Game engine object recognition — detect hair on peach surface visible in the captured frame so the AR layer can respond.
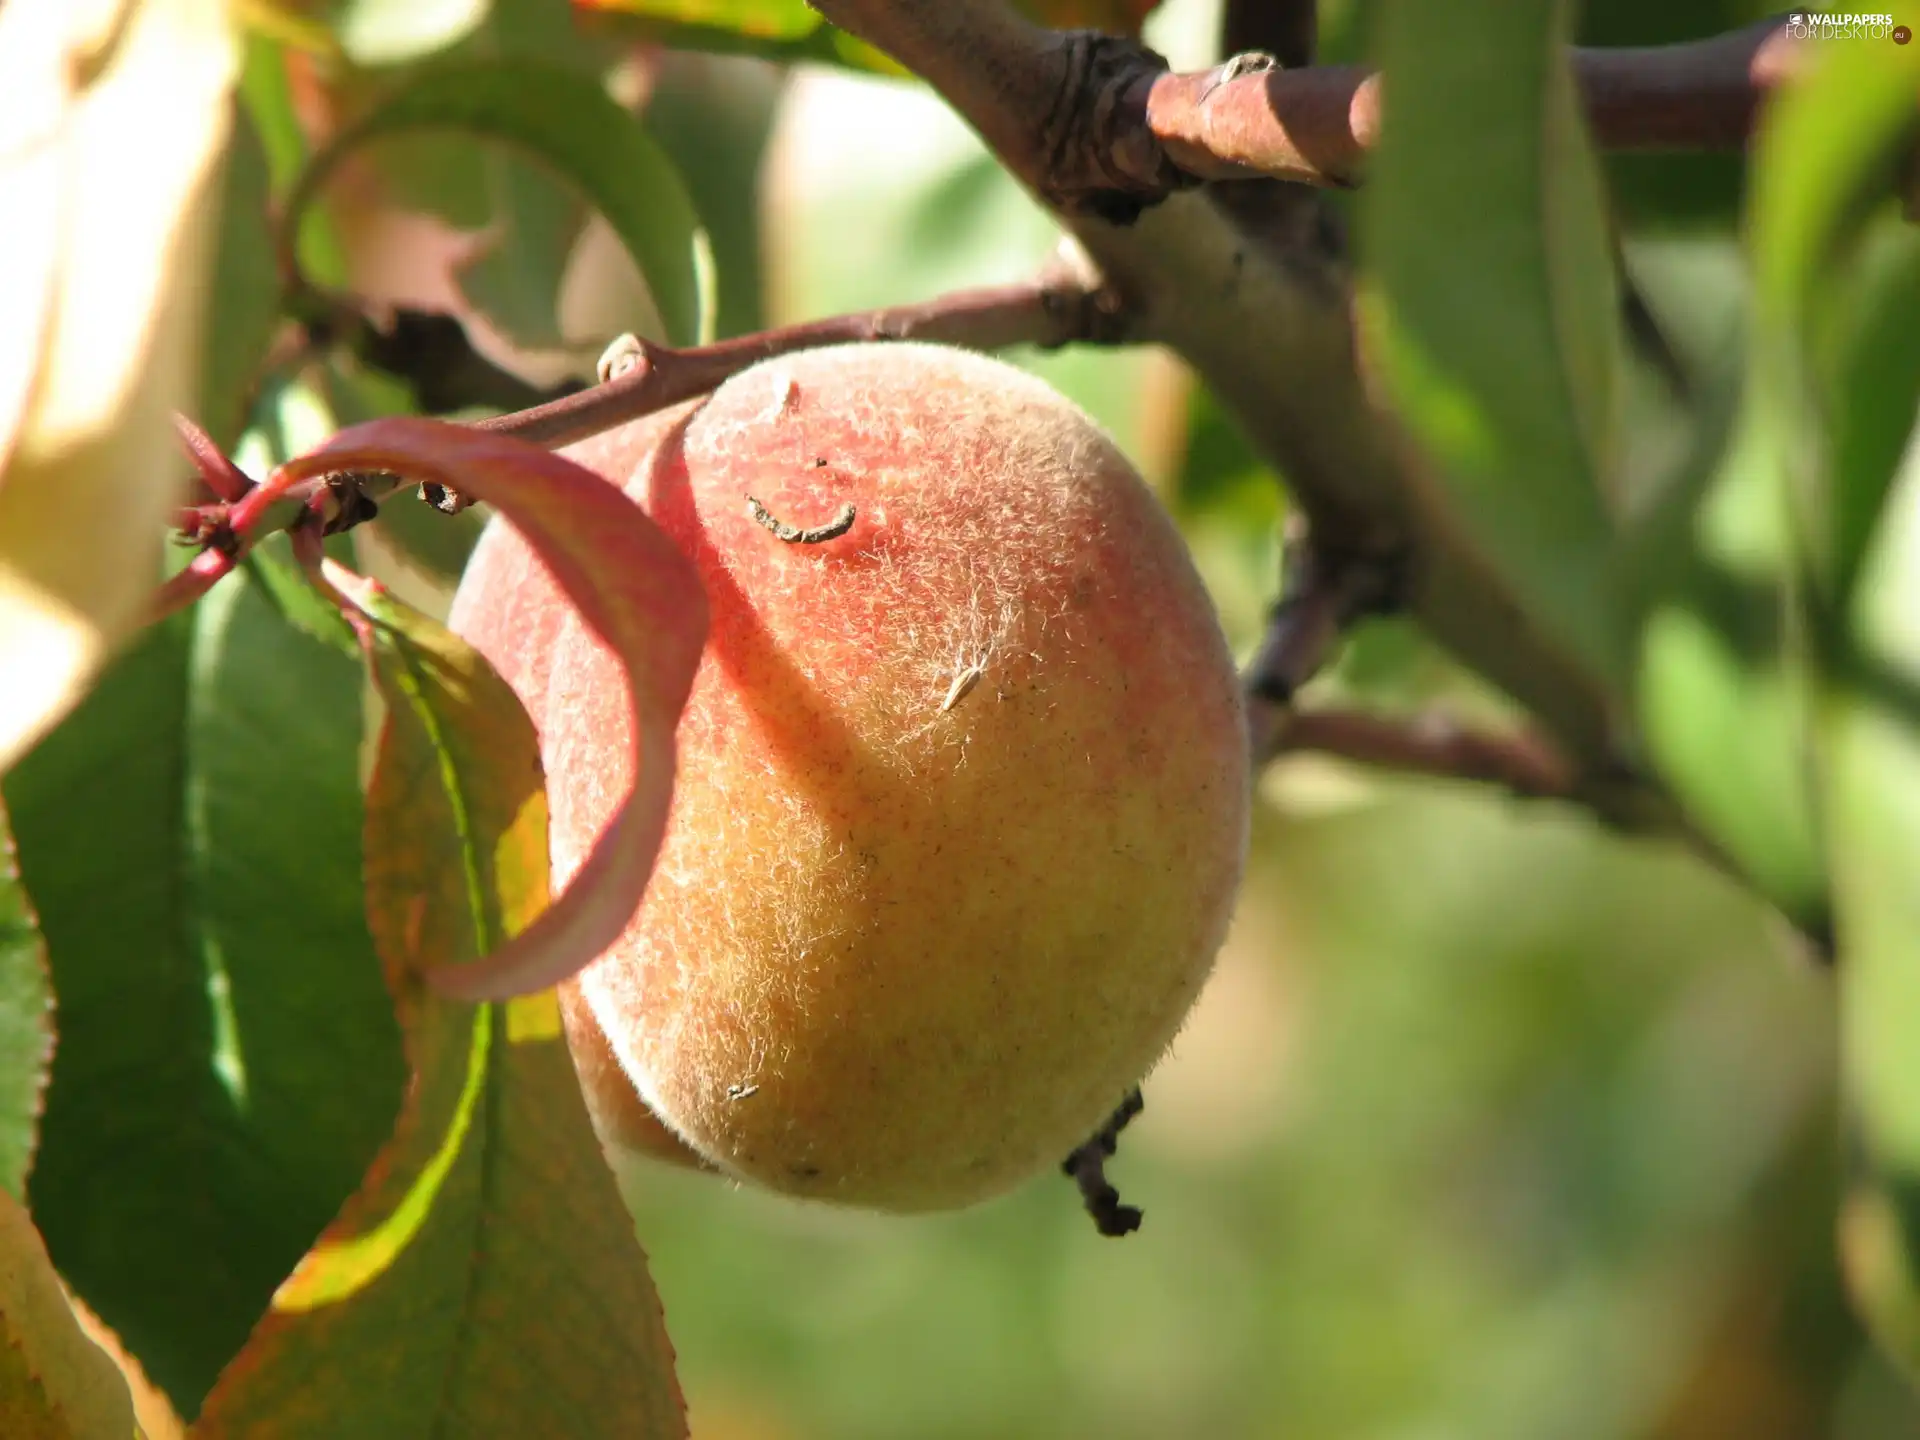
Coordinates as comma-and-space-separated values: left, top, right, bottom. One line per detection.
453, 342, 1250, 1212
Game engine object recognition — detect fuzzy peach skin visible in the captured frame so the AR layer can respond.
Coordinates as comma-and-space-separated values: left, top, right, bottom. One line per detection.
451, 342, 1250, 1211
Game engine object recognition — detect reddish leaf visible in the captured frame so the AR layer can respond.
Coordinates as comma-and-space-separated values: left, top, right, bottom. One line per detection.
241, 418, 708, 999
195, 588, 685, 1438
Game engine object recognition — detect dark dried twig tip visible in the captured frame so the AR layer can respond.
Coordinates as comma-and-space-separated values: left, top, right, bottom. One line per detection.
420, 482, 473, 517
745, 495, 857, 544
1062, 1088, 1147, 1238
1246, 530, 1405, 706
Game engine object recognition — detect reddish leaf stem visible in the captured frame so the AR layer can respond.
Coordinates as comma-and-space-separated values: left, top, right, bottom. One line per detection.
144, 549, 238, 627
175, 413, 256, 502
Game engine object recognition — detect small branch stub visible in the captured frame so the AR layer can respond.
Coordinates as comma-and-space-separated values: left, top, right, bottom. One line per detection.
1041, 30, 1200, 222
745, 495, 858, 545
1063, 1088, 1147, 1237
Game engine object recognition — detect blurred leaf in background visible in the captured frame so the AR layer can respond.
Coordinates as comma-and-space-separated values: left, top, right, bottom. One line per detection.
0, 0, 238, 770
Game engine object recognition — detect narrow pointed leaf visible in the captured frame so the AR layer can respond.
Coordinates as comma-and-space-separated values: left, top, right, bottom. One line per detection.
574, 0, 1150, 68
1743, 29, 1920, 1376
197, 585, 686, 1438
1361, 0, 1625, 693
247, 418, 708, 998
571, 0, 902, 73
194, 100, 281, 451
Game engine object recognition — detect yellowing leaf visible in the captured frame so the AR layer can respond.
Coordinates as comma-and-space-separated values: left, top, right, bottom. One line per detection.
196, 585, 686, 1439
65, 1296, 186, 1440
0, 0, 237, 771
0, 1188, 133, 1439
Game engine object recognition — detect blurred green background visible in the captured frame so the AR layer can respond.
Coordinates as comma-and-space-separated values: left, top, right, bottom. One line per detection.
306, 0, 1920, 1433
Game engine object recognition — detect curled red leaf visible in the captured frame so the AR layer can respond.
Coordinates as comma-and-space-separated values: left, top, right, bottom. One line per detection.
269, 418, 707, 999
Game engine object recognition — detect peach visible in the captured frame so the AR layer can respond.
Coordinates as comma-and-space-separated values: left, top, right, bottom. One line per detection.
451, 342, 1249, 1211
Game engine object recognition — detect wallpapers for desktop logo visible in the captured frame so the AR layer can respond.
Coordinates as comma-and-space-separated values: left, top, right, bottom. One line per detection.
1783, 11, 1911, 41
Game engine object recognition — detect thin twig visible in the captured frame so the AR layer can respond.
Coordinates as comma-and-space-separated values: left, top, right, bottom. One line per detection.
1242, 521, 1405, 757
167, 274, 1112, 554
477, 273, 1114, 450
1264, 706, 1576, 799
1062, 1089, 1147, 1238
1146, 19, 1802, 189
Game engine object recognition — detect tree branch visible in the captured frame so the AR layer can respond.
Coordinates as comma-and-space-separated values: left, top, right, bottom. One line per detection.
806, 0, 1729, 788
804, 0, 1192, 220
1147, 18, 1802, 188
1241, 519, 1403, 759
478, 269, 1115, 449
1262, 706, 1577, 800
809, 3, 1800, 204
157, 273, 1115, 609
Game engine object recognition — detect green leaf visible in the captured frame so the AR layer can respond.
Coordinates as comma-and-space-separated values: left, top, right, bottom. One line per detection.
196, 98, 282, 449
580, 0, 819, 39
641, 51, 782, 341
289, 59, 715, 347
195, 588, 686, 1439
1747, 31, 1920, 610
330, 0, 489, 65
1627, 355, 1828, 929
240, 33, 351, 290
574, 0, 1153, 67
2, 542, 404, 1414
0, 810, 52, 1201
1360, 0, 1626, 693
0, 1188, 135, 1440
1746, 28, 1920, 1377
1636, 588, 1824, 924
1829, 686, 1920, 1373
1575, 4, 1747, 230
1823, 426, 1920, 1377
572, 0, 903, 74
358, 0, 624, 351
1822, 226, 1920, 608
1828, 439, 1920, 1362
